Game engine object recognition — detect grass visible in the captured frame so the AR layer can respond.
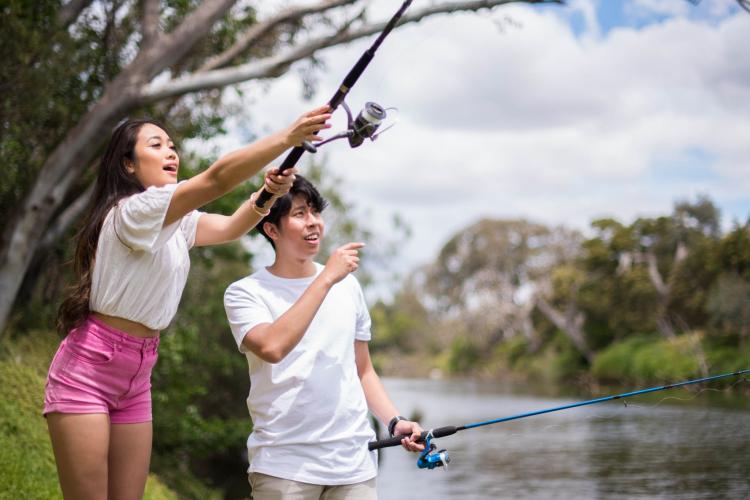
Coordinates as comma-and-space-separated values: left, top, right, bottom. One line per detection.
0, 333, 177, 500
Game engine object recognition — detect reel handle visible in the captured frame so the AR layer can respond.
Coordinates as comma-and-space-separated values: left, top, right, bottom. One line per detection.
367, 425, 459, 451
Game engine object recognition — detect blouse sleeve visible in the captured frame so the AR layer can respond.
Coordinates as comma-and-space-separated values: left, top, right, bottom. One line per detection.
112, 182, 181, 252
180, 210, 204, 249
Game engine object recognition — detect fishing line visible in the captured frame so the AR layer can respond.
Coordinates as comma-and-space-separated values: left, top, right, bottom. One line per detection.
464, 376, 750, 442
407, 375, 750, 471
369, 370, 750, 470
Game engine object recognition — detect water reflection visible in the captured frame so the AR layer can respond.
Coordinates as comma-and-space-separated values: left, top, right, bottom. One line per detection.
376, 378, 750, 500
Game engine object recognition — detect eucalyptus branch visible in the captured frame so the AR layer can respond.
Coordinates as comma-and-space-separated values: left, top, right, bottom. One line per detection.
127, 0, 238, 81
200, 0, 358, 73
140, 0, 161, 50
142, 0, 552, 102
57, 0, 94, 27
40, 183, 95, 252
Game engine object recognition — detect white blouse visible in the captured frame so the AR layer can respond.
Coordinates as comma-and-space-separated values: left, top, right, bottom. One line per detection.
89, 182, 202, 330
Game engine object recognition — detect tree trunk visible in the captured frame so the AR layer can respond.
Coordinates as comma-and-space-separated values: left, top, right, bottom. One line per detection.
535, 295, 594, 363
645, 245, 688, 339
0, 87, 135, 335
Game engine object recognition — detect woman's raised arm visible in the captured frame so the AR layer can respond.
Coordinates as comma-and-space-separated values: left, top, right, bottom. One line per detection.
164, 105, 330, 226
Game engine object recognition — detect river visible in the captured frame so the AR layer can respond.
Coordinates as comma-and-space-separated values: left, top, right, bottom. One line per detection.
375, 377, 750, 500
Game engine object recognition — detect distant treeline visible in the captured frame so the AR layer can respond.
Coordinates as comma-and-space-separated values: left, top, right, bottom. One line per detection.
369, 195, 750, 383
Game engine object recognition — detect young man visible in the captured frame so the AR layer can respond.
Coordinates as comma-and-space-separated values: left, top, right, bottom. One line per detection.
224, 175, 423, 499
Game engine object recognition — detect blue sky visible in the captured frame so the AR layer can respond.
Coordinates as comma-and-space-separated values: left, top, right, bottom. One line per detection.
565, 0, 745, 35
190, 0, 750, 294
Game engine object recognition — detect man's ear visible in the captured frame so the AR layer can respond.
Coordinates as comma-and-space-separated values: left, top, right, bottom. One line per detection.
263, 221, 280, 241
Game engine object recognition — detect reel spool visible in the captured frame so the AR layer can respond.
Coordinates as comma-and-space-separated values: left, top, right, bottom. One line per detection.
348, 101, 387, 148
416, 432, 450, 470
306, 100, 395, 152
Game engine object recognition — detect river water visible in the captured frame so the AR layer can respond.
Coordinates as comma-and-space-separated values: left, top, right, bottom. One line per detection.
375, 377, 750, 500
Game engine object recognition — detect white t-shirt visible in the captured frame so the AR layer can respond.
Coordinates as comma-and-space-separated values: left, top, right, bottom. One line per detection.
89, 182, 202, 330
223, 263, 378, 485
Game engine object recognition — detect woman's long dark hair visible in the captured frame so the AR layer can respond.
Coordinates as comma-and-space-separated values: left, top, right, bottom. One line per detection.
56, 118, 167, 335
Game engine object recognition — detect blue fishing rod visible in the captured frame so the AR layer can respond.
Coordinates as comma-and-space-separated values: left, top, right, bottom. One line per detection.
369, 369, 750, 469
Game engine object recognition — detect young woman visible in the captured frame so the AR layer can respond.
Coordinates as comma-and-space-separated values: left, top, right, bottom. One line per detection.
44, 106, 331, 500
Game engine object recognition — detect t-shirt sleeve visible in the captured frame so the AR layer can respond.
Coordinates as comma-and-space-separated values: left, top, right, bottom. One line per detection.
180, 210, 203, 249
224, 282, 274, 353
112, 182, 181, 252
353, 279, 372, 342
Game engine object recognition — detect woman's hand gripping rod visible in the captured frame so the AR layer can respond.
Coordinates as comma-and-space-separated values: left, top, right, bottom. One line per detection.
255, 0, 413, 208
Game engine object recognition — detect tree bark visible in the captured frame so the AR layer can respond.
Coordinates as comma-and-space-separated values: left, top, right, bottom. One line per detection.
0, 1, 238, 335
645, 244, 688, 339
57, 0, 94, 27
199, 0, 358, 73
535, 295, 594, 363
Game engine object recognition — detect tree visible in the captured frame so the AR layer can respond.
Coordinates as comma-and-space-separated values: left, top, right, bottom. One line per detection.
707, 221, 750, 343
0, 0, 567, 335
420, 218, 583, 357
612, 196, 721, 339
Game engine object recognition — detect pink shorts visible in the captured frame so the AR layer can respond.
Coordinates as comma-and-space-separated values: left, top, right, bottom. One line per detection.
43, 315, 159, 424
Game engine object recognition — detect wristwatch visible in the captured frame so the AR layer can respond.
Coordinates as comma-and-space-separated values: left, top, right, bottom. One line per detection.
388, 415, 407, 437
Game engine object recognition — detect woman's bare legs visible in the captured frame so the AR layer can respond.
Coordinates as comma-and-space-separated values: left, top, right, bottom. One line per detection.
108, 422, 152, 500
47, 414, 152, 500
48, 413, 110, 500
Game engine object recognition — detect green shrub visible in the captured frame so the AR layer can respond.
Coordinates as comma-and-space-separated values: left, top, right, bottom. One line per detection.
447, 337, 480, 374
592, 334, 702, 384
493, 336, 529, 369
591, 335, 654, 382
0, 336, 177, 500
631, 338, 699, 382
520, 337, 587, 383
705, 343, 750, 372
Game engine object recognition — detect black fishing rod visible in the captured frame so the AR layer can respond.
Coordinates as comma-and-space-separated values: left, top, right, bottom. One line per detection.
369, 369, 750, 469
255, 0, 413, 208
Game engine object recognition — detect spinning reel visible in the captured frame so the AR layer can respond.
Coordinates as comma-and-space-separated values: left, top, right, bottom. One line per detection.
416, 432, 450, 470
302, 101, 395, 153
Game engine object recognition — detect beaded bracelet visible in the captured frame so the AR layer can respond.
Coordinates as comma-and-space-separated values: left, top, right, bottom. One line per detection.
250, 192, 272, 217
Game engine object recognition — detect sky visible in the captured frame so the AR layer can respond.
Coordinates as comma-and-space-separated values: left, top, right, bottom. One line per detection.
188, 0, 750, 295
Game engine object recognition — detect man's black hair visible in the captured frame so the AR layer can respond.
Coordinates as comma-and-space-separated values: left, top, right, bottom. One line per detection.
255, 174, 328, 248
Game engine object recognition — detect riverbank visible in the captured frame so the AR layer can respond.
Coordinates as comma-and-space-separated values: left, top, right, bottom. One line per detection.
373, 331, 750, 396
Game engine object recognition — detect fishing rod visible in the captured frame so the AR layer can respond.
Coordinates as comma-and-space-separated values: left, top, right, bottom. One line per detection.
369, 369, 750, 469
255, 0, 413, 208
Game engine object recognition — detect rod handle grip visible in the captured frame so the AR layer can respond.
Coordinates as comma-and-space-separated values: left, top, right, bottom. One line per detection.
367, 425, 459, 451
254, 146, 308, 208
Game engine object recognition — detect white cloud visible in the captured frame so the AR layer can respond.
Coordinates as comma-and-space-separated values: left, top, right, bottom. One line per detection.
190, 1, 750, 293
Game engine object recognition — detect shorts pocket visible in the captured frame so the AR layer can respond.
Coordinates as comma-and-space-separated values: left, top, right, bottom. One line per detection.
67, 330, 116, 365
